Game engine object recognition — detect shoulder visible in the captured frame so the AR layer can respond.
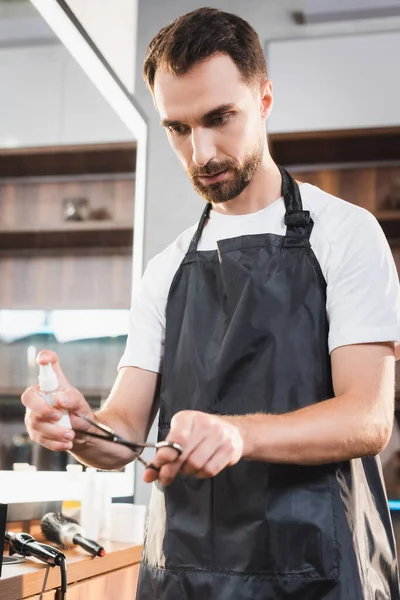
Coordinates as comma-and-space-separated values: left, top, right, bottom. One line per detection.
300, 183, 381, 279
142, 223, 197, 295
301, 182, 373, 235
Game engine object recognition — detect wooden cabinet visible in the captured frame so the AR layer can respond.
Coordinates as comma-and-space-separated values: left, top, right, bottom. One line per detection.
0, 143, 136, 309
65, 564, 139, 600
0, 542, 142, 600
28, 592, 56, 600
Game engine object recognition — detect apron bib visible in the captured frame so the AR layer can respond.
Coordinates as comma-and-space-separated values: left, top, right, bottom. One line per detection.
136, 168, 399, 600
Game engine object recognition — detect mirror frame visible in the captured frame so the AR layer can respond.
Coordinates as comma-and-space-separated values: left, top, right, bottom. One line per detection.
0, 0, 147, 502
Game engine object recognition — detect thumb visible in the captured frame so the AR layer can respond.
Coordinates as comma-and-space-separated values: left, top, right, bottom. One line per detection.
37, 350, 70, 390
54, 388, 93, 431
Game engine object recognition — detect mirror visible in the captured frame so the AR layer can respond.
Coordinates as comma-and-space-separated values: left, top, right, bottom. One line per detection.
0, 0, 147, 503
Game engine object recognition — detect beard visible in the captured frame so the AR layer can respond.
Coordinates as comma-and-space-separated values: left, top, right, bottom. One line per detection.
187, 142, 263, 204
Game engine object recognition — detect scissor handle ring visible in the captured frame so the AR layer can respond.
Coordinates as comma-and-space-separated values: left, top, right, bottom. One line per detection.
155, 441, 183, 455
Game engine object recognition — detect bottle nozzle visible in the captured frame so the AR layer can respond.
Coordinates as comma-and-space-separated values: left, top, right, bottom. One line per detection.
38, 363, 58, 392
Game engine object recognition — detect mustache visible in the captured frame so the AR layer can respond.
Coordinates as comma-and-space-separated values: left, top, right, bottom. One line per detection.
189, 159, 237, 178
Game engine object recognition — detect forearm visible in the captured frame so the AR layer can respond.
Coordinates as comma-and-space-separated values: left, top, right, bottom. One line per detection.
69, 367, 159, 470
70, 408, 140, 470
230, 393, 393, 465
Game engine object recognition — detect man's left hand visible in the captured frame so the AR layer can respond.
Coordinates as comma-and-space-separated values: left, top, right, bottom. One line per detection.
143, 410, 244, 486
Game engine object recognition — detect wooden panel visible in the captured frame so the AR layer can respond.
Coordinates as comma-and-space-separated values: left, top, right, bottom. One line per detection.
292, 164, 400, 215
0, 176, 134, 308
0, 227, 133, 251
375, 166, 400, 211
0, 253, 132, 309
26, 591, 56, 600
66, 564, 139, 600
0, 177, 135, 231
0, 542, 142, 600
0, 143, 136, 178
270, 127, 400, 166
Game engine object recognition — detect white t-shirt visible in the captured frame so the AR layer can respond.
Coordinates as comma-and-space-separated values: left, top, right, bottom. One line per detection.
119, 183, 400, 373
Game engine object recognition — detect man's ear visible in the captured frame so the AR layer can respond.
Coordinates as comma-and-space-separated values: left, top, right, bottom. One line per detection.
260, 79, 273, 121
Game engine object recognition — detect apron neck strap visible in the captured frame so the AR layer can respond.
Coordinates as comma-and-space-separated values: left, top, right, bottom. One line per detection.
187, 167, 312, 254
187, 202, 211, 254
278, 165, 312, 234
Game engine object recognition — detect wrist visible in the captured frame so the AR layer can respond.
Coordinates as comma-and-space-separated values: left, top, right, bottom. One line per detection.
224, 414, 256, 459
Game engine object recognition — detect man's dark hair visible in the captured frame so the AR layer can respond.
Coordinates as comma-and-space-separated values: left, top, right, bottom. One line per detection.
143, 7, 267, 92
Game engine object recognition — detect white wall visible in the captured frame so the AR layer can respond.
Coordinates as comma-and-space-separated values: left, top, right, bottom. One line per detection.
0, 44, 133, 148
268, 30, 400, 133
65, 0, 137, 94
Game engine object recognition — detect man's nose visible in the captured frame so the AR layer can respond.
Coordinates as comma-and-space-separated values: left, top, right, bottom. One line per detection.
191, 128, 217, 167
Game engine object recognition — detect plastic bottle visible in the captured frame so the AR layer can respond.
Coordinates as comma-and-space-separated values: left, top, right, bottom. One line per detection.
62, 464, 84, 521
98, 472, 112, 541
80, 467, 101, 540
39, 363, 72, 429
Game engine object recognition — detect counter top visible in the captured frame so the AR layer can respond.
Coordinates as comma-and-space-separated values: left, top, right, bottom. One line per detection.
0, 541, 142, 600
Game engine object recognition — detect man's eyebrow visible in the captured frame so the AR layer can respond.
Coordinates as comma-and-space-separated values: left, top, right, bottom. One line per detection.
161, 103, 236, 128
202, 103, 236, 121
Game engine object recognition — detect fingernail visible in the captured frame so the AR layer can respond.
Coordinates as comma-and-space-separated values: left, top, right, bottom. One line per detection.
63, 442, 73, 450
57, 392, 68, 407
64, 432, 74, 440
51, 411, 61, 421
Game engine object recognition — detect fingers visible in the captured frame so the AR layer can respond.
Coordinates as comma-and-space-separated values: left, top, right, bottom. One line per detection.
25, 412, 75, 452
22, 384, 92, 453
36, 350, 70, 390
22, 385, 60, 422
196, 446, 233, 479
53, 388, 91, 420
180, 438, 218, 476
143, 445, 183, 484
142, 411, 244, 486
143, 440, 200, 485
143, 414, 201, 485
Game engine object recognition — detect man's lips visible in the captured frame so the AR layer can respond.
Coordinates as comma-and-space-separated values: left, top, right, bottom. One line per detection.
197, 169, 229, 185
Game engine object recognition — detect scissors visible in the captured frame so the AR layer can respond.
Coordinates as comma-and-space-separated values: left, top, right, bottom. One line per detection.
73, 413, 183, 472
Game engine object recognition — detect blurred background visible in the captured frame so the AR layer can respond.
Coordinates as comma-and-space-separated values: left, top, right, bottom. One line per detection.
0, 1, 400, 597
0, 0, 400, 519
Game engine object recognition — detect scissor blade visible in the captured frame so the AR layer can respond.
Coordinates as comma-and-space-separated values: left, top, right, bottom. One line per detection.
73, 428, 144, 452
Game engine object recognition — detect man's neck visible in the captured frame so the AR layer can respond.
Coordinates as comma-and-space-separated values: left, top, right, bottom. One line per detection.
211, 156, 282, 216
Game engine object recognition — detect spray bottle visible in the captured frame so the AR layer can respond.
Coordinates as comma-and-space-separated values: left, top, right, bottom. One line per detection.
39, 363, 72, 429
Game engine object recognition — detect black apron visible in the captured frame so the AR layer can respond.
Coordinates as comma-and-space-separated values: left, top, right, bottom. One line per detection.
137, 168, 399, 599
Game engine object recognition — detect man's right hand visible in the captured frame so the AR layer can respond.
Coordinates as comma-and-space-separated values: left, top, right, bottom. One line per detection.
21, 350, 93, 453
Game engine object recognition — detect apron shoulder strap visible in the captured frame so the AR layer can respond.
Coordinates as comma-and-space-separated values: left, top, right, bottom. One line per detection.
187, 167, 312, 254
278, 165, 313, 240
187, 203, 211, 255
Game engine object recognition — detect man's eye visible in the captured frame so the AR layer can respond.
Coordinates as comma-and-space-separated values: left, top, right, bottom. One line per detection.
168, 125, 189, 136
211, 114, 230, 126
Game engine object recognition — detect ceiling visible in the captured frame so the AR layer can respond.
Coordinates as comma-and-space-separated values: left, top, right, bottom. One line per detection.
0, 0, 400, 48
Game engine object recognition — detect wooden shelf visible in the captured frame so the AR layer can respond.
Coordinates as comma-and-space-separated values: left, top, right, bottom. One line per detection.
375, 210, 400, 221
0, 142, 136, 178
270, 126, 400, 167
0, 222, 133, 250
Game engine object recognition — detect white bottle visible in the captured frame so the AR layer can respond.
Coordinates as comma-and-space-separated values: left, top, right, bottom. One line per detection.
98, 472, 112, 541
38, 363, 72, 429
80, 467, 101, 540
